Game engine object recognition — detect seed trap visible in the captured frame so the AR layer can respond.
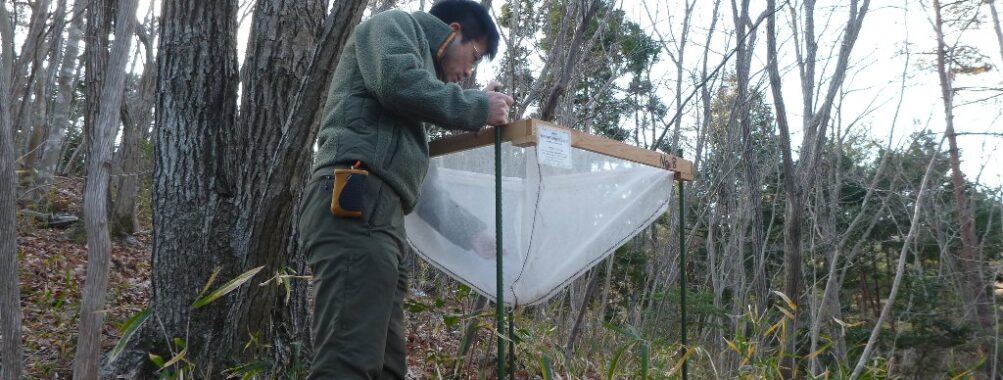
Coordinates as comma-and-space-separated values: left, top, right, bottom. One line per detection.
406, 119, 693, 306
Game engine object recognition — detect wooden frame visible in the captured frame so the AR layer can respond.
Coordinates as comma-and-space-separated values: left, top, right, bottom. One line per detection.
429, 119, 695, 181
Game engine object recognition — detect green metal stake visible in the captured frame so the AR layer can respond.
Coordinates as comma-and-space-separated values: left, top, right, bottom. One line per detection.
677, 150, 688, 380
508, 309, 515, 379
495, 125, 506, 379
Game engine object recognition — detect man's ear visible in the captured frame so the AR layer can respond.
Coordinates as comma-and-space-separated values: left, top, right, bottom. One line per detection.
449, 22, 461, 32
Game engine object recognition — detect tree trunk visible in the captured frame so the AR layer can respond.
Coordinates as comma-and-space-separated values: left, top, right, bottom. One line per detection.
989, 0, 1003, 65
21, 0, 67, 174
0, 2, 24, 378
669, 0, 694, 152
109, 0, 368, 375
24, 0, 67, 177
538, 0, 600, 121
111, 25, 156, 237
82, 0, 113, 171
223, 0, 327, 363
109, 86, 146, 236
848, 138, 944, 380
693, 0, 721, 176
21, 73, 48, 175
729, 0, 769, 317
809, 25, 911, 372
36, 0, 86, 200
21, 0, 66, 176
72, 0, 138, 377
236, 0, 369, 364
144, 0, 242, 374
932, 0, 993, 333
564, 267, 600, 357
11, 0, 51, 154
765, 0, 870, 376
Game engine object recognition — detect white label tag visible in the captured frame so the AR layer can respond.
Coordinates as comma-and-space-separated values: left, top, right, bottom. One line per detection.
537, 126, 572, 169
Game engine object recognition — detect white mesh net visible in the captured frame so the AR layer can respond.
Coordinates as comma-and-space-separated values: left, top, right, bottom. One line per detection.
406, 141, 674, 306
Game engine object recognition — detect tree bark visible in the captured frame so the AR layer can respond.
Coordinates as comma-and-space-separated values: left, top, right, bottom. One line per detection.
694, 0, 722, 175
223, 0, 327, 363
538, 0, 600, 122
72, 0, 138, 377
0, 2, 24, 378
111, 23, 156, 237
82, 0, 113, 171
109, 0, 369, 375
11, 0, 51, 153
36, 0, 86, 199
24, 0, 67, 177
729, 0, 769, 317
22, 70, 48, 174
144, 0, 242, 374
932, 0, 992, 333
765, 0, 870, 376
989, 0, 1003, 65
564, 267, 600, 357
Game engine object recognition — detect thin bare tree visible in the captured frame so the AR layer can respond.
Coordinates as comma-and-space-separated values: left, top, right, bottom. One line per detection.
808, 4, 914, 371
35, 0, 86, 198
0, 2, 23, 378
10, 0, 50, 156
729, 0, 770, 317
111, 20, 156, 236
849, 137, 945, 380
71, 0, 139, 377
931, 0, 993, 336
539, 0, 601, 121
765, 0, 871, 376
989, 0, 1003, 64
22, 0, 69, 177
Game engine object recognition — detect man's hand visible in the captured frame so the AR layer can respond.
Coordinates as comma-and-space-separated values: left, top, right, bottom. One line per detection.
483, 80, 514, 126
483, 80, 503, 92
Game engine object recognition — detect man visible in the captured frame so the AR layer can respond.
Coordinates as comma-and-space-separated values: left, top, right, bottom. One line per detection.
297, 0, 513, 378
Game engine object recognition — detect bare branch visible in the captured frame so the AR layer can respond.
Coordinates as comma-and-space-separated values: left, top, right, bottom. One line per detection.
849, 137, 945, 380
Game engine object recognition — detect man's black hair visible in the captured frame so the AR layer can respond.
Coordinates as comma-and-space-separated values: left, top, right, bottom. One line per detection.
429, 0, 500, 60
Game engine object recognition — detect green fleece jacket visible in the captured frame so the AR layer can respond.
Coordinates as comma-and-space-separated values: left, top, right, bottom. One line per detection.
313, 10, 490, 214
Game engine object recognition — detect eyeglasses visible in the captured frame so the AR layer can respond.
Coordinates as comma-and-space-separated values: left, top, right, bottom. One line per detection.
472, 45, 483, 66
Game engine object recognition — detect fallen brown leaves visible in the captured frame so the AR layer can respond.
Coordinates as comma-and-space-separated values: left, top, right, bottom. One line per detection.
18, 227, 151, 378
14, 177, 529, 378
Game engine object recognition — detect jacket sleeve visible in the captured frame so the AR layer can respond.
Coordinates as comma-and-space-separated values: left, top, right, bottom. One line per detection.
354, 12, 489, 131
416, 166, 487, 250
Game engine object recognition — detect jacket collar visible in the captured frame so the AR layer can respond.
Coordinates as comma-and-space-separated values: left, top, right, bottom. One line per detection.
413, 11, 452, 59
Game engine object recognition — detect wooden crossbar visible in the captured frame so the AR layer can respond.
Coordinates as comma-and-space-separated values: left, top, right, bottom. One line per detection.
428, 119, 695, 181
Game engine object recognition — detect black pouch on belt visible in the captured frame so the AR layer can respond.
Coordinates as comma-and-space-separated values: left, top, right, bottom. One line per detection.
330, 162, 368, 218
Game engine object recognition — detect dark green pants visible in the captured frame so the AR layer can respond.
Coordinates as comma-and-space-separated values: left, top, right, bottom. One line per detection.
299, 171, 409, 379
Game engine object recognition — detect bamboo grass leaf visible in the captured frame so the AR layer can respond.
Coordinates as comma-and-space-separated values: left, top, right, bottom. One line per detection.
667, 347, 696, 376
192, 266, 265, 309
198, 267, 222, 298
724, 338, 740, 353
777, 306, 795, 320
764, 320, 784, 337
149, 353, 166, 368
162, 345, 187, 369
540, 354, 555, 380
772, 290, 796, 312
639, 341, 649, 379
806, 342, 831, 359
109, 308, 151, 363
606, 344, 629, 380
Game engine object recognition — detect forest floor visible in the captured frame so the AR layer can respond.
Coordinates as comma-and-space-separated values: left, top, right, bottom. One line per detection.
16, 178, 529, 379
